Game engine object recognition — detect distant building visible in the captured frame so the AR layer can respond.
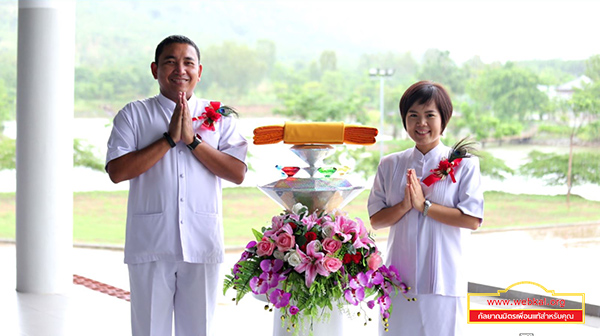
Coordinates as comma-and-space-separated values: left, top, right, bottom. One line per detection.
538, 75, 593, 100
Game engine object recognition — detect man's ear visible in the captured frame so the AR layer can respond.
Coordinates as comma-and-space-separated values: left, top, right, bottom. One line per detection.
197, 64, 203, 82
151, 62, 158, 80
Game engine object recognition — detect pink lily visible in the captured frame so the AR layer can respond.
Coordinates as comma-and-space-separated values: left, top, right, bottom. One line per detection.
293, 241, 329, 287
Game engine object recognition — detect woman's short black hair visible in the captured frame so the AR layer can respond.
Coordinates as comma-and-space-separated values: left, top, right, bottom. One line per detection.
399, 80, 453, 132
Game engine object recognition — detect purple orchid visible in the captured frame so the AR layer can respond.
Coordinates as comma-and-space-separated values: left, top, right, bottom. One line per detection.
380, 265, 403, 287
269, 288, 291, 309
344, 277, 365, 306
249, 276, 269, 295
378, 294, 392, 314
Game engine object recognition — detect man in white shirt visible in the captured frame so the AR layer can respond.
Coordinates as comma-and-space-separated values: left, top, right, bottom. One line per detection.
106, 35, 248, 336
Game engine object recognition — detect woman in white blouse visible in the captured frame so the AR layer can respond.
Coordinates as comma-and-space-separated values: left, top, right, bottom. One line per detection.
368, 80, 484, 336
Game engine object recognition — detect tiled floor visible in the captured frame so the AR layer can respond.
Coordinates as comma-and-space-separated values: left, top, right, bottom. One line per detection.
2, 225, 600, 336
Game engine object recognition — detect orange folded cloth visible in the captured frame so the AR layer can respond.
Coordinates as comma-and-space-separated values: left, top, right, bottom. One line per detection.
253, 122, 378, 145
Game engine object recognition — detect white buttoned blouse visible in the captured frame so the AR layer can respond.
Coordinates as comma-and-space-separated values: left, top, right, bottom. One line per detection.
106, 94, 248, 265
368, 142, 484, 296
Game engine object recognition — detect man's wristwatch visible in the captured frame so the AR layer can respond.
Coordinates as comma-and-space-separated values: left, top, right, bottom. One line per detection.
186, 134, 202, 151
423, 199, 432, 217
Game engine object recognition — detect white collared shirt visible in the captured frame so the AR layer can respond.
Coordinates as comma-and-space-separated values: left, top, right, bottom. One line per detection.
106, 93, 248, 264
368, 142, 484, 296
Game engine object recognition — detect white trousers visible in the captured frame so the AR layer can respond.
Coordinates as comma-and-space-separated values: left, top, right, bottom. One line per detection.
381, 294, 466, 336
128, 261, 220, 336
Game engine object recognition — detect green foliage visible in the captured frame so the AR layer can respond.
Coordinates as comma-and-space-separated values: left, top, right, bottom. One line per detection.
519, 150, 600, 187
515, 59, 584, 84
537, 123, 572, 137
477, 151, 514, 181
0, 136, 15, 170
584, 54, 600, 81
0, 137, 104, 172
467, 62, 549, 122
418, 49, 465, 95
74, 139, 105, 172
273, 81, 369, 123
203, 41, 269, 98
0, 79, 14, 124
579, 120, 600, 142
571, 81, 600, 115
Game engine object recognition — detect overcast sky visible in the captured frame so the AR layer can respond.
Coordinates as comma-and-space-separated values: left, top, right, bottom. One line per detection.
277, 0, 600, 64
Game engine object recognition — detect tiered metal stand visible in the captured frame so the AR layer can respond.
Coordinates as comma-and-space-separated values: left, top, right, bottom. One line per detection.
257, 144, 365, 336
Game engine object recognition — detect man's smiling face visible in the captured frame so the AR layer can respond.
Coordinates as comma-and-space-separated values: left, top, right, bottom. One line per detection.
151, 42, 202, 102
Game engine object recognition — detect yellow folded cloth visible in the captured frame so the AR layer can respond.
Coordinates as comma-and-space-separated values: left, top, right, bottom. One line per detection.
283, 122, 345, 144
253, 122, 378, 145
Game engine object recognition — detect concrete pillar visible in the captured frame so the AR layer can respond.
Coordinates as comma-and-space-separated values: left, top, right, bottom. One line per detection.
16, 0, 75, 293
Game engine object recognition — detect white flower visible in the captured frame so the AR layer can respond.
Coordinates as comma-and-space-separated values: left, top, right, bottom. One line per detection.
321, 225, 335, 238
285, 250, 302, 267
273, 250, 285, 260
291, 203, 307, 215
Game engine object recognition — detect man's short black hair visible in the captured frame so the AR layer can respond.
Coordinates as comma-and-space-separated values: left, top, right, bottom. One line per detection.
154, 35, 201, 64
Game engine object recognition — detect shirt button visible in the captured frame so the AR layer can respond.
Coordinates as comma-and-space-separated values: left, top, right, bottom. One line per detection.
180, 220, 184, 225
180, 198, 184, 202
179, 150, 184, 154
180, 174, 184, 178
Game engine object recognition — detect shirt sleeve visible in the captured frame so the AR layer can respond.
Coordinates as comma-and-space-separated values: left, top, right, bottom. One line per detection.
367, 158, 389, 217
105, 105, 136, 170
216, 115, 248, 166
456, 157, 484, 223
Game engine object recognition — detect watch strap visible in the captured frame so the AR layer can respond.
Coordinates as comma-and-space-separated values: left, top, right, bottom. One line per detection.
423, 200, 432, 217
186, 135, 202, 150
163, 132, 176, 148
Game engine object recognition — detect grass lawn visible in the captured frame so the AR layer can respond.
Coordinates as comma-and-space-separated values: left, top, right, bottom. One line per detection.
1, 188, 599, 247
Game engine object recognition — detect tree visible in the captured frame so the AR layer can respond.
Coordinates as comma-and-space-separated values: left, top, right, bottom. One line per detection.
533, 66, 600, 204
585, 54, 600, 81
0, 136, 15, 170
202, 41, 268, 98
0, 80, 12, 131
418, 49, 465, 95
0, 137, 105, 172
273, 81, 369, 123
519, 151, 600, 197
319, 50, 337, 73
467, 62, 548, 122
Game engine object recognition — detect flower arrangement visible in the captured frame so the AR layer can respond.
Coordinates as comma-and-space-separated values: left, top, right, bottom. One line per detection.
223, 203, 410, 334
192, 101, 237, 131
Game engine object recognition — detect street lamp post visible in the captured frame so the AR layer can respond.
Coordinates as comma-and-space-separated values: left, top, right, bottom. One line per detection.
369, 68, 395, 159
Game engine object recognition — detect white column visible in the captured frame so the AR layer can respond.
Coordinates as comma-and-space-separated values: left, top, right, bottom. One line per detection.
16, 0, 75, 294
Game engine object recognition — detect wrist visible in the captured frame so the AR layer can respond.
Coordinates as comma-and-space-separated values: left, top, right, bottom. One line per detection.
423, 199, 432, 217
186, 134, 202, 151
163, 132, 176, 148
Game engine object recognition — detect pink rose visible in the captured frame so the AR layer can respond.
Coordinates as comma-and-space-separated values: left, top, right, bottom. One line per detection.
322, 238, 342, 254
275, 232, 295, 252
322, 256, 343, 273
256, 237, 275, 257
367, 253, 383, 270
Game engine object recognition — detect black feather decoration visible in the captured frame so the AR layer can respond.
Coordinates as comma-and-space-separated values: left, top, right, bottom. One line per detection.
448, 137, 479, 162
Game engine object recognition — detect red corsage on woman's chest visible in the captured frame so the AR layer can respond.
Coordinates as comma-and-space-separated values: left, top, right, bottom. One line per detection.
422, 137, 478, 187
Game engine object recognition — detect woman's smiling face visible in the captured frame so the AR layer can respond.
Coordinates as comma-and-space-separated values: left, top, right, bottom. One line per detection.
405, 100, 442, 154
